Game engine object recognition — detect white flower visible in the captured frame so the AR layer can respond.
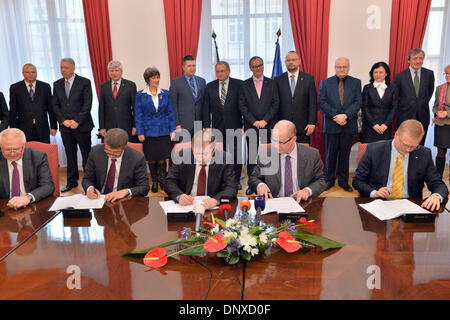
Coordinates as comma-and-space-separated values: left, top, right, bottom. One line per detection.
224, 230, 238, 239
226, 219, 236, 228
239, 233, 257, 252
240, 227, 249, 236
259, 232, 268, 244
250, 248, 259, 256
210, 225, 220, 234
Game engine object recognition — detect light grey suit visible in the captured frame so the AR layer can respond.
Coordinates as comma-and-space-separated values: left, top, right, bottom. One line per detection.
169, 75, 206, 132
248, 143, 327, 197
0, 148, 55, 201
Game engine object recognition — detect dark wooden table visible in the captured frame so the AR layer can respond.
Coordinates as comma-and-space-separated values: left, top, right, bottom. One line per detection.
0, 196, 448, 300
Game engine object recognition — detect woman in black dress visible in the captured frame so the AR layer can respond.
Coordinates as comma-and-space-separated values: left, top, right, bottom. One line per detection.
361, 62, 398, 143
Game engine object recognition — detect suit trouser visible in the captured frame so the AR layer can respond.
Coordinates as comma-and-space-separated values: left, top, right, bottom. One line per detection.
29, 125, 50, 144
245, 128, 270, 182
324, 132, 353, 185
61, 130, 91, 185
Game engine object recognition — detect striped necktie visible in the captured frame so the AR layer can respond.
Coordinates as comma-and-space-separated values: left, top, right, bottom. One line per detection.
220, 81, 227, 106
391, 154, 404, 199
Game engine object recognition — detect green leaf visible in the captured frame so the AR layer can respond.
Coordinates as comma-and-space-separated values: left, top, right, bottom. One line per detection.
178, 245, 206, 256
216, 251, 228, 258
241, 250, 251, 261
215, 218, 226, 228
291, 230, 346, 249
121, 237, 203, 256
228, 255, 240, 264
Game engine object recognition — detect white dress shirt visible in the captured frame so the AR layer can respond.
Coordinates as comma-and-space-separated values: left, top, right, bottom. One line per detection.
287, 69, 299, 88
409, 66, 421, 82
24, 80, 37, 94
111, 78, 122, 94
373, 80, 387, 99
144, 86, 162, 111
65, 74, 75, 90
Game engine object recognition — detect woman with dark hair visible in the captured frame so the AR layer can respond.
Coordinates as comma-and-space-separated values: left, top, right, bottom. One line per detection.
135, 67, 176, 193
432, 64, 450, 179
360, 62, 398, 143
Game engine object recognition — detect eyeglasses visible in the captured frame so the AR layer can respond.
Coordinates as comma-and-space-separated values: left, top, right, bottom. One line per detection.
104, 148, 123, 157
2, 146, 24, 154
251, 64, 264, 70
271, 135, 295, 145
397, 136, 419, 151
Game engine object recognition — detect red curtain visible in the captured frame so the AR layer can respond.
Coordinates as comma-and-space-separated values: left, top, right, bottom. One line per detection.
82, 0, 113, 97
164, 0, 202, 80
389, 0, 432, 80
288, 0, 331, 164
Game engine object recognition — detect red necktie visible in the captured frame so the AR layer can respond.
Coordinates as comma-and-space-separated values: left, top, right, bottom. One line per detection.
113, 82, 118, 100
196, 165, 206, 196
104, 159, 116, 194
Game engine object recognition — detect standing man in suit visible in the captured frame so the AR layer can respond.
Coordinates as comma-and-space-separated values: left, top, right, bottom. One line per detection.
394, 49, 434, 146
353, 119, 448, 211
169, 55, 206, 138
203, 61, 243, 189
319, 57, 362, 192
9, 64, 57, 144
164, 130, 237, 210
276, 51, 317, 144
0, 128, 54, 209
248, 120, 327, 202
239, 56, 279, 195
0, 92, 8, 132
82, 128, 149, 202
98, 61, 138, 142
53, 58, 94, 193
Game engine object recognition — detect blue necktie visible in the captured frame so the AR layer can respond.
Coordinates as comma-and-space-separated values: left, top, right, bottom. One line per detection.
290, 75, 296, 97
189, 77, 197, 99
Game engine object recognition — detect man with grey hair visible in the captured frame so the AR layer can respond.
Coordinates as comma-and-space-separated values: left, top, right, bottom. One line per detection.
393, 48, 435, 145
9, 63, 57, 143
53, 57, 94, 193
82, 128, 149, 202
0, 128, 54, 208
98, 60, 138, 142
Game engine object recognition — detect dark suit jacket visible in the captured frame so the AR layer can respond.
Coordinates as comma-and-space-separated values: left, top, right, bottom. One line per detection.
98, 78, 137, 135
82, 144, 150, 197
9, 80, 57, 139
169, 75, 206, 131
0, 148, 54, 202
238, 76, 280, 131
164, 149, 237, 202
248, 143, 327, 197
393, 67, 434, 128
0, 92, 9, 132
202, 77, 243, 132
319, 75, 362, 134
276, 71, 317, 130
352, 140, 448, 200
52, 74, 94, 132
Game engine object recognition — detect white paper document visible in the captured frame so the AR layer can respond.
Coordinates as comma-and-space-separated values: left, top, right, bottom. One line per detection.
49, 194, 105, 211
248, 197, 305, 215
358, 199, 431, 221
159, 196, 213, 215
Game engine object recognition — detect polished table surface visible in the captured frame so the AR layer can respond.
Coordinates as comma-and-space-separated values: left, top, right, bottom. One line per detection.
0, 196, 448, 300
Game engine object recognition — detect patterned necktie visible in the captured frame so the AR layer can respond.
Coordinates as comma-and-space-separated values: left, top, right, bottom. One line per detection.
391, 154, 404, 199
338, 78, 344, 105
290, 74, 296, 97
220, 81, 227, 106
189, 77, 197, 99
104, 159, 117, 194
113, 82, 118, 99
29, 84, 34, 101
414, 71, 420, 97
284, 155, 293, 197
255, 79, 262, 99
65, 80, 71, 98
11, 161, 21, 197
196, 165, 206, 196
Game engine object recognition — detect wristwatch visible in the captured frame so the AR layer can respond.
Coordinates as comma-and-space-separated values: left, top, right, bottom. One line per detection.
25, 193, 34, 203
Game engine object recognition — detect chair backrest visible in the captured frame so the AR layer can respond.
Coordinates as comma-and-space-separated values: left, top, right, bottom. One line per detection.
358, 143, 368, 163
25, 142, 60, 197
126, 142, 144, 154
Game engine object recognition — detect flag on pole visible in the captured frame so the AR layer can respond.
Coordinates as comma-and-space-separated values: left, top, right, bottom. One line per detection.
212, 30, 220, 63
271, 28, 282, 79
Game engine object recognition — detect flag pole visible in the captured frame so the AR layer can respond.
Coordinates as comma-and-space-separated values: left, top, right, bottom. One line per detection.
212, 29, 220, 63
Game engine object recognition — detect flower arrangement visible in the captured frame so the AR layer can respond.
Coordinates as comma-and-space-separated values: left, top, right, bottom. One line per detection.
122, 200, 345, 268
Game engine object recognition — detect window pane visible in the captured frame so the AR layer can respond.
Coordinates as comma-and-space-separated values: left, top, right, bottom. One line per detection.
211, 0, 243, 15
423, 11, 444, 55
431, 0, 445, 8
250, 0, 282, 14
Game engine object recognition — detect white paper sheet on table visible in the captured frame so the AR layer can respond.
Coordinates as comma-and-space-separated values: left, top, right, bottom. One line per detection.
358, 199, 431, 221
49, 194, 105, 211
248, 197, 305, 215
159, 196, 216, 215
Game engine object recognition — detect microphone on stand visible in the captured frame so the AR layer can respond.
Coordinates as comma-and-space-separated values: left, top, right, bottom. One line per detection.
240, 199, 251, 215
254, 195, 266, 224
193, 202, 205, 232
219, 198, 231, 220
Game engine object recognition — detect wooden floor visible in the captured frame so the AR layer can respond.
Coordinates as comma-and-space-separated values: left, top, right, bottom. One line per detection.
60, 165, 450, 198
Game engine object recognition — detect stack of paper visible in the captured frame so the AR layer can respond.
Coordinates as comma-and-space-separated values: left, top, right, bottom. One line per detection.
358, 199, 431, 221
49, 194, 105, 211
159, 196, 215, 215
248, 197, 305, 215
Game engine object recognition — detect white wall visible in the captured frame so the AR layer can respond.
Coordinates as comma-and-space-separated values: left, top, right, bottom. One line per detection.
108, 0, 171, 91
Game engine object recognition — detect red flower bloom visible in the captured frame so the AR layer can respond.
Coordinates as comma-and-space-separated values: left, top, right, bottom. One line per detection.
298, 217, 317, 227
277, 231, 302, 253
204, 234, 227, 253
143, 248, 168, 268
203, 221, 220, 228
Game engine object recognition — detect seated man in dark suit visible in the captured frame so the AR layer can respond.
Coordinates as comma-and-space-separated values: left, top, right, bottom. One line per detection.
164, 129, 237, 210
353, 119, 448, 211
248, 120, 327, 203
82, 128, 150, 202
0, 128, 54, 209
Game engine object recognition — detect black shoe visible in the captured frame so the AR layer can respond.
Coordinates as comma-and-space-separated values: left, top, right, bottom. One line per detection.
325, 181, 334, 190
245, 187, 253, 195
61, 184, 77, 193
339, 183, 354, 192
237, 183, 242, 190
151, 181, 158, 193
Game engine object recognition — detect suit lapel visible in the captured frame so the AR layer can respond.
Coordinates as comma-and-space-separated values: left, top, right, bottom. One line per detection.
99, 149, 110, 189
117, 148, 129, 189
22, 151, 32, 193
331, 76, 340, 105
185, 151, 196, 194
69, 75, 80, 100
296, 144, 305, 188
0, 157, 10, 196
21, 81, 34, 102
182, 76, 196, 103
407, 149, 419, 191
116, 80, 126, 101
381, 141, 392, 185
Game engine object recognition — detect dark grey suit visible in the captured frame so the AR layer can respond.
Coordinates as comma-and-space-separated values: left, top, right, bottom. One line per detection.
0, 92, 9, 132
248, 143, 327, 197
169, 74, 206, 133
82, 144, 150, 197
0, 148, 54, 202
